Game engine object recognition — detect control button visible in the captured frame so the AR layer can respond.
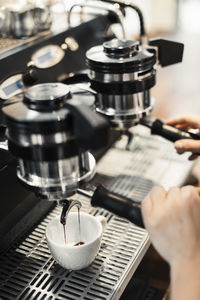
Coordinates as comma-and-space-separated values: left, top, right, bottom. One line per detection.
65, 37, 79, 51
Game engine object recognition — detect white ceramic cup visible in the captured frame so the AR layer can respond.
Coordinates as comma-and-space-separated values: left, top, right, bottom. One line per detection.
46, 211, 106, 270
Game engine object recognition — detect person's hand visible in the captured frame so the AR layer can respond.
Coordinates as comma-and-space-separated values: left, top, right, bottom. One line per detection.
166, 116, 200, 160
142, 185, 200, 300
141, 185, 200, 267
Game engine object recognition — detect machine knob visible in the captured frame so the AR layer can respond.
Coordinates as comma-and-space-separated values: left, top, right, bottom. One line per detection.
22, 69, 38, 86
103, 39, 139, 57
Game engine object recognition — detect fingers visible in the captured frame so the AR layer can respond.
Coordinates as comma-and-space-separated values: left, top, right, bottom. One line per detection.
166, 116, 200, 129
179, 186, 200, 221
172, 124, 191, 131
142, 186, 200, 228
166, 186, 180, 204
141, 186, 167, 226
194, 186, 200, 197
150, 186, 167, 207
174, 139, 200, 155
180, 185, 200, 201
141, 195, 152, 223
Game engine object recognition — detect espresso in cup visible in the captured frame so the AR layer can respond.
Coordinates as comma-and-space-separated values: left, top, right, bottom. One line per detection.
46, 212, 106, 270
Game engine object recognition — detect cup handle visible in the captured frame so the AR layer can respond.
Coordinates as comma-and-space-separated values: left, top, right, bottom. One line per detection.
95, 215, 107, 232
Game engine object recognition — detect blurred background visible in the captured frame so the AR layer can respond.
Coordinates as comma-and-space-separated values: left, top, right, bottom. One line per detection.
116, 0, 200, 120
130, 0, 200, 121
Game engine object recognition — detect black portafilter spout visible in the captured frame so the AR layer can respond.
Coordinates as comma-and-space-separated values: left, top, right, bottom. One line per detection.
78, 185, 144, 228
60, 199, 82, 225
141, 119, 200, 142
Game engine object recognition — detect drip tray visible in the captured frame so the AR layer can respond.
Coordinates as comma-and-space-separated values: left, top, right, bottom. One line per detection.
0, 197, 149, 300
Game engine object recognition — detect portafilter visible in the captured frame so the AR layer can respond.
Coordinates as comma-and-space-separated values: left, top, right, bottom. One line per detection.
86, 38, 184, 130
2, 82, 109, 201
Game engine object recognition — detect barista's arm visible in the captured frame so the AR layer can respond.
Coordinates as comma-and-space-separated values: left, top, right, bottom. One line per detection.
170, 256, 200, 300
141, 185, 200, 300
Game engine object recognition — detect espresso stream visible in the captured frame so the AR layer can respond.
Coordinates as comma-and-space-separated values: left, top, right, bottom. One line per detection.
60, 204, 84, 246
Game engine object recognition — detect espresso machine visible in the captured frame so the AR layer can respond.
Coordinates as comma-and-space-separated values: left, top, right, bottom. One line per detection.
0, 2, 194, 300
86, 38, 183, 130
0, 32, 185, 229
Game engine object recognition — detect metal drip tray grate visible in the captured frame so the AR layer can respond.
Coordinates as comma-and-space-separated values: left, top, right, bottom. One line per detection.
97, 125, 193, 190
92, 173, 155, 203
0, 201, 149, 300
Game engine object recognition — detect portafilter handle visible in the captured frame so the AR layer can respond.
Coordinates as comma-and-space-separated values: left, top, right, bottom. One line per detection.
148, 38, 184, 67
78, 185, 144, 228
141, 119, 200, 143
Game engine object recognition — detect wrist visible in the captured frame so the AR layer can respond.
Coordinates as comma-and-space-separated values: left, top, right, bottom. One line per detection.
170, 254, 200, 272
170, 255, 200, 300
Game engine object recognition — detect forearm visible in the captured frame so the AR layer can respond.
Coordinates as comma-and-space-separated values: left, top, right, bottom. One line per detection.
170, 256, 200, 300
